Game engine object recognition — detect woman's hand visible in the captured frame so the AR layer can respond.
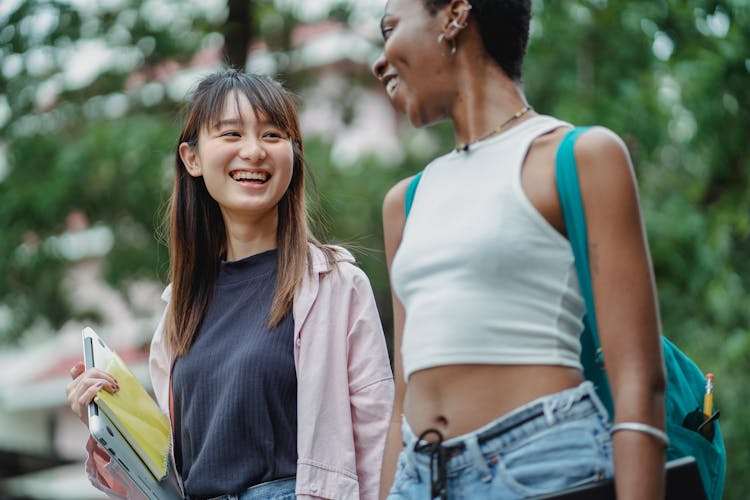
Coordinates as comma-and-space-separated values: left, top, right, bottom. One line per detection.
65, 361, 119, 426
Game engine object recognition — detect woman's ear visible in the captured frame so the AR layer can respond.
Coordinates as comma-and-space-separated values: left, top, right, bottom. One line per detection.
179, 142, 202, 177
441, 0, 472, 41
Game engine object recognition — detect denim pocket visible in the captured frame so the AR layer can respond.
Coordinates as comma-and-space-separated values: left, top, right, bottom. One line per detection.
266, 493, 295, 500
387, 452, 419, 498
238, 478, 297, 500
496, 423, 609, 497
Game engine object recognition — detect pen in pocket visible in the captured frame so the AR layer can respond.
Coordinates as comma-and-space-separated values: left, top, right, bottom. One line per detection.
702, 373, 713, 418
698, 373, 718, 440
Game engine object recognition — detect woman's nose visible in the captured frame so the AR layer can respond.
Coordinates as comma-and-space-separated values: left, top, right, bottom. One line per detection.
372, 52, 387, 81
239, 138, 266, 163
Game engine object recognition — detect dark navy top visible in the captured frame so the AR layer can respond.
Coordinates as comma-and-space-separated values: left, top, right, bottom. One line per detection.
172, 249, 297, 499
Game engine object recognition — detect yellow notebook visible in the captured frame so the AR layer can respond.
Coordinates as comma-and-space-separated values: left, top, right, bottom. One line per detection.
93, 347, 171, 480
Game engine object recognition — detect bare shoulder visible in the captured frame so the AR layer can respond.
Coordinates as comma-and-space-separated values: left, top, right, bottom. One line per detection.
575, 127, 634, 177
383, 174, 421, 235
382, 175, 416, 220
571, 127, 640, 205
575, 126, 628, 153
382, 174, 419, 263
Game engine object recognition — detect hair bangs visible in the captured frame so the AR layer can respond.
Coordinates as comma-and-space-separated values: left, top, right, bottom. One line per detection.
241, 78, 300, 144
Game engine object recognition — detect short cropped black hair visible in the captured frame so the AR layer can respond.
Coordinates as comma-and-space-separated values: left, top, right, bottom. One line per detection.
423, 0, 531, 82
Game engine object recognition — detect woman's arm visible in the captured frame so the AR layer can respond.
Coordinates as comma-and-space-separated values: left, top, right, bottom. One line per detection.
379, 176, 414, 498
575, 127, 667, 500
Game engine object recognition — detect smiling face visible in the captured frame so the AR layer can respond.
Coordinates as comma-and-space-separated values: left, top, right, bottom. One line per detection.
179, 92, 294, 227
372, 0, 455, 127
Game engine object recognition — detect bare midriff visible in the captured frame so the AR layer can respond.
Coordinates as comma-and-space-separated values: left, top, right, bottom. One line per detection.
404, 364, 585, 440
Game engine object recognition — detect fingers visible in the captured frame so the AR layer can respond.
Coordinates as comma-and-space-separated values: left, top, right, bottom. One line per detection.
65, 365, 120, 426
76, 380, 104, 420
91, 369, 118, 389
73, 381, 104, 427
66, 379, 93, 425
70, 361, 86, 379
69, 365, 119, 389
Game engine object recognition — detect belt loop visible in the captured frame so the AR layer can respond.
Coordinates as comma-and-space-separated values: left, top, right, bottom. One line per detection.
583, 380, 611, 422
465, 435, 492, 483
543, 399, 557, 425
560, 389, 578, 413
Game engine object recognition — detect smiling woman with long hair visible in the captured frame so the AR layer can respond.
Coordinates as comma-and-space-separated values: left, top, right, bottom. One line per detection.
66, 69, 394, 500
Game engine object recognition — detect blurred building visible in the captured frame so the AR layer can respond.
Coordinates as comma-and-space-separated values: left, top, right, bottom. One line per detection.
0, 211, 163, 499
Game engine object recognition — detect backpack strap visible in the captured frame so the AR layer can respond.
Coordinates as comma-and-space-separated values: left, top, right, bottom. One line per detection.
555, 126, 615, 418
404, 171, 423, 220
555, 127, 599, 346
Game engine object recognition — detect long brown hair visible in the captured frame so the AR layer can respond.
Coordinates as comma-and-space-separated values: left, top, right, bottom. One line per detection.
165, 69, 332, 356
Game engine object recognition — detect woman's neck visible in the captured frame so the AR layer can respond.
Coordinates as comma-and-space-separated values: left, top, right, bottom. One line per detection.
450, 58, 531, 148
222, 211, 278, 262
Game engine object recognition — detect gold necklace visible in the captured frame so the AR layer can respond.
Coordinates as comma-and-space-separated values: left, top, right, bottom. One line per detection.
455, 105, 533, 152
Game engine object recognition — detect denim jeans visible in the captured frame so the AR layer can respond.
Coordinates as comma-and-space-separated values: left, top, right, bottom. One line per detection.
204, 476, 296, 500
388, 382, 613, 499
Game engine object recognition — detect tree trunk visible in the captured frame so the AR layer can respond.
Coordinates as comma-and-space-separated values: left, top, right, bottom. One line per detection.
223, 0, 254, 70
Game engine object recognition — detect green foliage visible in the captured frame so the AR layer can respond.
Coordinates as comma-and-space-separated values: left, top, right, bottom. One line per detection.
0, 112, 178, 342
0, 0, 216, 342
526, 2, 750, 498
1, 0, 749, 496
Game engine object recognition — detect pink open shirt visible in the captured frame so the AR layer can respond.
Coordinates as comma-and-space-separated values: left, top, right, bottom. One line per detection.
85, 245, 394, 499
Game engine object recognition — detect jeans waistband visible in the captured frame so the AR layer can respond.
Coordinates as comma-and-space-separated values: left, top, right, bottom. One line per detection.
405, 381, 605, 455
451, 394, 591, 456
401, 382, 605, 499
200, 476, 296, 500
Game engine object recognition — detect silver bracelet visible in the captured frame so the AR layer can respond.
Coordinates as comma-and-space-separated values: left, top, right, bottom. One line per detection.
611, 422, 669, 448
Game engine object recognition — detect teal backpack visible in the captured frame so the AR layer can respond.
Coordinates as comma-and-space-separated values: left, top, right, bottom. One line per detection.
403, 127, 726, 499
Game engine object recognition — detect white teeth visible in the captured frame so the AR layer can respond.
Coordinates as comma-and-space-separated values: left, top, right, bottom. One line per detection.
386, 77, 399, 98
231, 171, 268, 182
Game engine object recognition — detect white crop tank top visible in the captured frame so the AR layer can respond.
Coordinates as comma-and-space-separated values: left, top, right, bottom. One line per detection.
391, 115, 585, 380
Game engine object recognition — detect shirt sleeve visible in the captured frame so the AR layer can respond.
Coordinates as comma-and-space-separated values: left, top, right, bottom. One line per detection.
346, 266, 396, 500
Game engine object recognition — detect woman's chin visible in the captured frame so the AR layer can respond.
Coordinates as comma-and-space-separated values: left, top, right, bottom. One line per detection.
406, 110, 441, 129
393, 97, 442, 128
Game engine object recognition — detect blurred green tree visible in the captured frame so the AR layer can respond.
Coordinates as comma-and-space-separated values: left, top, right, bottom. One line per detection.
527, 2, 750, 498
0, 0, 233, 342
0, 0, 748, 497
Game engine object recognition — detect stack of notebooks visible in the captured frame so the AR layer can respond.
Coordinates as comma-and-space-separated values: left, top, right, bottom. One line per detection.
83, 327, 182, 499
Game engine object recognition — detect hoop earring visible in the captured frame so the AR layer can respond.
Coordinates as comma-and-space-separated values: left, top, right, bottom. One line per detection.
437, 33, 457, 55
452, 3, 473, 30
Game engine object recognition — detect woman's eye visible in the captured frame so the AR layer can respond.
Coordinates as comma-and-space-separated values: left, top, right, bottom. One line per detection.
381, 25, 393, 40
264, 131, 285, 139
221, 131, 240, 137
